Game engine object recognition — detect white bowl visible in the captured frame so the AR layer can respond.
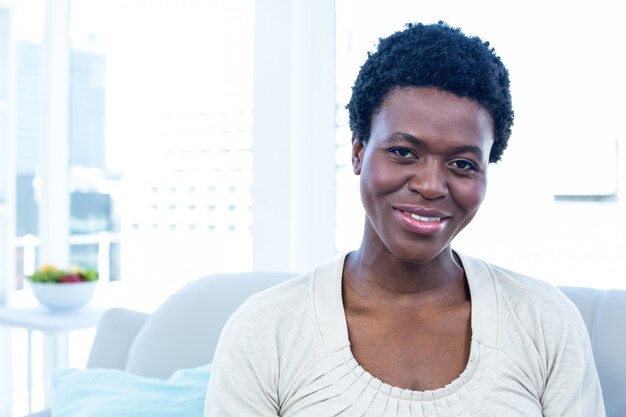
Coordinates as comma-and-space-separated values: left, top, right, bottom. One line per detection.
28, 281, 98, 311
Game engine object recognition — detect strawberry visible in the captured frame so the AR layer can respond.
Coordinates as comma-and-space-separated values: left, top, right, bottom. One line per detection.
59, 274, 82, 283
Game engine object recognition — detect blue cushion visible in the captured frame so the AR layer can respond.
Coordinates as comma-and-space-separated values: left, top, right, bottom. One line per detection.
50, 364, 211, 417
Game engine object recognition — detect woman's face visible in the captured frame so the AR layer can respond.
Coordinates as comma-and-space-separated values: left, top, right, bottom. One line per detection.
352, 87, 494, 265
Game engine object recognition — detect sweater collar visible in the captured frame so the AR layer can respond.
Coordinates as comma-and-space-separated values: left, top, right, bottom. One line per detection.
313, 251, 498, 353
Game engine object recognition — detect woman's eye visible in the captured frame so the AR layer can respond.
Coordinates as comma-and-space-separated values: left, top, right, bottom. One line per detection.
390, 148, 415, 158
451, 160, 477, 171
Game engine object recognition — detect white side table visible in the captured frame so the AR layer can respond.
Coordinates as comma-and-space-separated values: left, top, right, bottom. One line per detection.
0, 306, 105, 413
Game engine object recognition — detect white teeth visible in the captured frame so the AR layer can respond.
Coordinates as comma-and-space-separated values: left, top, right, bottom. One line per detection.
404, 211, 441, 222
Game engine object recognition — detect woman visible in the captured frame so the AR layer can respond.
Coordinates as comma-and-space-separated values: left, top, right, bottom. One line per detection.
205, 22, 605, 416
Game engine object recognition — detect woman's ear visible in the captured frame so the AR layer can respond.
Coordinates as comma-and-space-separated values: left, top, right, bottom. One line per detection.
352, 135, 365, 175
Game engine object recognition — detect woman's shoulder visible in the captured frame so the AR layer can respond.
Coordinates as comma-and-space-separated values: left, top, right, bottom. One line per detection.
226, 271, 316, 331
215, 255, 346, 365
461, 253, 573, 309
490, 263, 561, 293
460, 253, 583, 332
489, 262, 576, 314
460, 253, 594, 385
232, 254, 344, 320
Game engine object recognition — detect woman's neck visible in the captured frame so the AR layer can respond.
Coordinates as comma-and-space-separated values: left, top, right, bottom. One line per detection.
343, 243, 468, 310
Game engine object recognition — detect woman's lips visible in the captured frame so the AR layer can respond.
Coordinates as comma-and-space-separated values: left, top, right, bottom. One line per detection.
393, 208, 449, 235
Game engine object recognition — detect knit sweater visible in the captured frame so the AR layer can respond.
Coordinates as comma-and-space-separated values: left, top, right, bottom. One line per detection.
205, 253, 605, 416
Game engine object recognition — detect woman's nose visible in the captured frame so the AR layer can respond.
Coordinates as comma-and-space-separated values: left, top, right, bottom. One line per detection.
407, 161, 447, 200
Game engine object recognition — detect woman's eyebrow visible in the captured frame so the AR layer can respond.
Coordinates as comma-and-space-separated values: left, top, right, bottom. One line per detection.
386, 132, 486, 160
385, 132, 426, 146
452, 145, 486, 161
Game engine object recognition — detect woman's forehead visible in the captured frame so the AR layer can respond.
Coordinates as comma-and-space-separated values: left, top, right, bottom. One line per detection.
370, 87, 494, 158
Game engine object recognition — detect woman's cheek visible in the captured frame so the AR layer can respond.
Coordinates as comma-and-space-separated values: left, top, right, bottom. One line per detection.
457, 177, 488, 210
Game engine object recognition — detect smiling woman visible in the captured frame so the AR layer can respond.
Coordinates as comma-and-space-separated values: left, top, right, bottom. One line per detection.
206, 22, 605, 417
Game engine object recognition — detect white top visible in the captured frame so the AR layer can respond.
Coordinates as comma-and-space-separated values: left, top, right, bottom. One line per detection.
205, 253, 605, 416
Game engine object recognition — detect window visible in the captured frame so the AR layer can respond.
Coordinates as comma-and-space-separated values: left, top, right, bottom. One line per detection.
4, 0, 256, 294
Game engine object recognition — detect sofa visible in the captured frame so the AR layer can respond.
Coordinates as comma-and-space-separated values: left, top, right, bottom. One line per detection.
26, 272, 625, 417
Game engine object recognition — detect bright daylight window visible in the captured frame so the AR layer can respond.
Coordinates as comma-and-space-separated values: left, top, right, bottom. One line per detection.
10, 0, 255, 295
334, 0, 626, 289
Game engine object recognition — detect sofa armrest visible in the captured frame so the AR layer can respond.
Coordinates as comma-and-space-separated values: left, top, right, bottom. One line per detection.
86, 307, 150, 370
560, 286, 626, 417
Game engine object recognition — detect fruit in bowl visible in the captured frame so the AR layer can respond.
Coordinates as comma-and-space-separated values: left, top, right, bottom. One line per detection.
27, 265, 99, 311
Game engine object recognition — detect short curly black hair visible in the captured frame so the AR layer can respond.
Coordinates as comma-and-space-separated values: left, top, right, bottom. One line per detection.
346, 21, 514, 163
